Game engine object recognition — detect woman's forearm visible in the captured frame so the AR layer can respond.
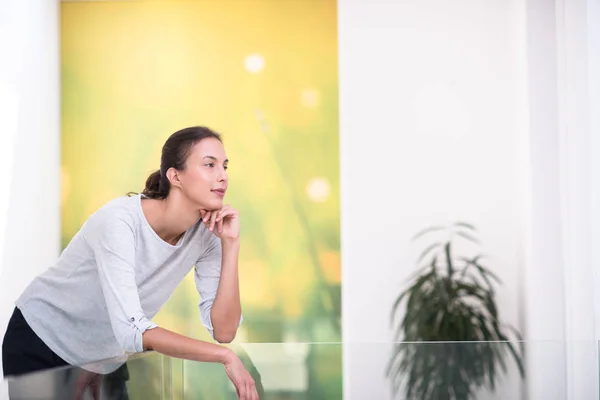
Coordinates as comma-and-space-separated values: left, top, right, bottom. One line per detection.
142, 327, 234, 364
210, 239, 242, 342
142, 326, 258, 399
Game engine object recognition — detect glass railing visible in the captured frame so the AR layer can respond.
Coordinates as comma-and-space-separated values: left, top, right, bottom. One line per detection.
182, 343, 342, 399
1, 341, 594, 399
2, 351, 169, 400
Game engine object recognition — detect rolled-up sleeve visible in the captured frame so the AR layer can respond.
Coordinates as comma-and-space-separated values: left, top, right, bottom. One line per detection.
194, 234, 242, 339
86, 215, 157, 354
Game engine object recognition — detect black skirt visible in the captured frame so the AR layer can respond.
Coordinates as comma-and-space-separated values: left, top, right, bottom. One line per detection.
2, 307, 130, 400
2, 307, 69, 377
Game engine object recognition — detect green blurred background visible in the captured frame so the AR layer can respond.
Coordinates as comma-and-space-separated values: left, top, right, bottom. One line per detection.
60, 0, 340, 398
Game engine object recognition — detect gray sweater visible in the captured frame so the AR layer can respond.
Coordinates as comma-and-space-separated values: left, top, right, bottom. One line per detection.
16, 194, 228, 367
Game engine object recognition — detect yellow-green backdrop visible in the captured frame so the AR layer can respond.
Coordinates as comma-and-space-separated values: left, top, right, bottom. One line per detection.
61, 0, 340, 398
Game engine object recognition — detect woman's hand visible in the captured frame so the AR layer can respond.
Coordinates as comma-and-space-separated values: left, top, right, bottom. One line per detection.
223, 354, 259, 400
201, 205, 240, 241
73, 369, 102, 400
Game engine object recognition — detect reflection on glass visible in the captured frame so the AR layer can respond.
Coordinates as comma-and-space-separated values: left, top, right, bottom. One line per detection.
182, 343, 342, 399
2, 341, 561, 400
4, 352, 167, 400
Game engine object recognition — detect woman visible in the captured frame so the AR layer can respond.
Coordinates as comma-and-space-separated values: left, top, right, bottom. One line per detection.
2, 126, 258, 400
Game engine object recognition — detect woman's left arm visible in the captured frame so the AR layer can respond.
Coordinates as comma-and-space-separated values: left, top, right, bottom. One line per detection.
208, 238, 242, 343
201, 205, 242, 343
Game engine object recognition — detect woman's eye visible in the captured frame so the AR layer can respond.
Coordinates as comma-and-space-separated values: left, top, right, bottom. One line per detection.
224, 166, 228, 170
205, 163, 214, 168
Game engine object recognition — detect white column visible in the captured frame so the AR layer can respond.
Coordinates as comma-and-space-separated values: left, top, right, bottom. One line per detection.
522, 0, 568, 398
0, 0, 61, 385
0, 84, 19, 284
556, 0, 599, 398
590, 0, 600, 346
525, 0, 600, 398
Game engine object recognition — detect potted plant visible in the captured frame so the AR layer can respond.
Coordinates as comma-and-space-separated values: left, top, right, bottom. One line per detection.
386, 222, 525, 399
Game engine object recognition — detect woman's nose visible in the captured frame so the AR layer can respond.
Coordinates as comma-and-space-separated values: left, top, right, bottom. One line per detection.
218, 168, 228, 182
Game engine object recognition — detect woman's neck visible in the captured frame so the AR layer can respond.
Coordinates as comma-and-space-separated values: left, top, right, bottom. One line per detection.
141, 193, 202, 245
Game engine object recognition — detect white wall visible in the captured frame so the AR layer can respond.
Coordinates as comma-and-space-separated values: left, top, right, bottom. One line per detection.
339, 0, 529, 399
0, 0, 61, 388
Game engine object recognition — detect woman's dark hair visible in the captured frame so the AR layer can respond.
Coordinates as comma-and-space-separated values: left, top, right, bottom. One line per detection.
134, 126, 222, 200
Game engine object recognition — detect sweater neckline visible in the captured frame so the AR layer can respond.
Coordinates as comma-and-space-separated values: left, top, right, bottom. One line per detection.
135, 194, 189, 249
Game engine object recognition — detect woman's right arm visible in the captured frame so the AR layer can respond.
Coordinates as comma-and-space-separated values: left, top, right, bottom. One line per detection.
143, 327, 258, 400
142, 326, 230, 362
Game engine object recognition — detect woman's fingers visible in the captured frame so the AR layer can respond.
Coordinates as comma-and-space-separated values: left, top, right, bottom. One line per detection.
224, 356, 256, 400
203, 206, 239, 234
240, 373, 256, 400
215, 205, 229, 222
248, 381, 257, 400
92, 377, 101, 400
202, 210, 211, 225
238, 382, 247, 400
216, 207, 238, 223
210, 210, 218, 231
251, 378, 259, 400
203, 211, 215, 231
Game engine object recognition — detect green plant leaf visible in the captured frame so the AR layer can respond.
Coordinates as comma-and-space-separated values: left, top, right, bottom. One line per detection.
455, 230, 480, 244
404, 255, 438, 284
471, 259, 502, 283
412, 225, 445, 241
415, 344, 435, 398
417, 242, 442, 265
476, 314, 496, 341
506, 324, 524, 342
482, 343, 497, 390
459, 256, 502, 292
455, 282, 488, 304
386, 343, 405, 375
445, 242, 454, 277
454, 221, 477, 231
485, 295, 499, 320
391, 270, 435, 327
494, 342, 508, 374
464, 273, 486, 292
501, 337, 526, 378
387, 343, 411, 396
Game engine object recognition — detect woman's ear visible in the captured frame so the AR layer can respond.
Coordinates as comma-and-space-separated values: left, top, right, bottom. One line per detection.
166, 168, 182, 189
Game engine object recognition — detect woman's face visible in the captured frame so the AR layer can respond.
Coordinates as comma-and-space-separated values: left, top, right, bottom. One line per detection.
174, 137, 229, 211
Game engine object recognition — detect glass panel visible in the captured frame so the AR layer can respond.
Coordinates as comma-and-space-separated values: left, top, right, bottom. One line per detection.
183, 343, 342, 399
177, 341, 567, 400
0, 341, 585, 399
123, 352, 166, 399
2, 351, 172, 400
347, 341, 569, 400
383, 341, 527, 400
0, 375, 9, 400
